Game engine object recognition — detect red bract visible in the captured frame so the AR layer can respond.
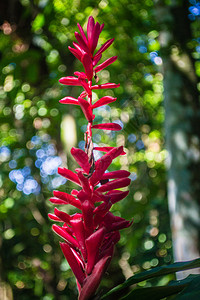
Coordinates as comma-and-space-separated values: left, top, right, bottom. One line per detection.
92, 96, 117, 109
92, 122, 122, 131
49, 16, 132, 300
94, 56, 118, 73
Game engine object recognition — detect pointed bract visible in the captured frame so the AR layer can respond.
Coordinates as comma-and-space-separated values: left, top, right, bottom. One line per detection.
81, 53, 93, 80
54, 207, 71, 224
77, 23, 88, 45
87, 16, 95, 49
77, 171, 92, 196
93, 54, 102, 66
48, 213, 62, 222
101, 170, 130, 180
53, 190, 82, 209
71, 218, 87, 260
91, 83, 120, 90
75, 32, 90, 54
82, 200, 94, 236
92, 96, 117, 109
59, 76, 82, 86
78, 97, 93, 122
60, 242, 86, 285
107, 190, 129, 204
90, 155, 112, 186
68, 46, 82, 61
59, 96, 79, 105
92, 123, 122, 131
94, 38, 115, 58
96, 177, 131, 193
58, 168, 81, 186
49, 197, 71, 205
106, 145, 124, 160
91, 22, 101, 54
95, 56, 118, 73
52, 225, 79, 249
85, 227, 105, 274
78, 256, 111, 300
71, 147, 91, 174
94, 146, 126, 155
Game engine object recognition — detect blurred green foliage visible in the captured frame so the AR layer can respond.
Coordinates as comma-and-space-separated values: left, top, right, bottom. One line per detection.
0, 0, 199, 299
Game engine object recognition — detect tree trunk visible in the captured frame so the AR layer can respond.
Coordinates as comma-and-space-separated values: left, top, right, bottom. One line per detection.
157, 0, 200, 278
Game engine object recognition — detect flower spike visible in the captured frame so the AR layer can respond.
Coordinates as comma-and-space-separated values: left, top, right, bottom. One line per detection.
49, 16, 132, 300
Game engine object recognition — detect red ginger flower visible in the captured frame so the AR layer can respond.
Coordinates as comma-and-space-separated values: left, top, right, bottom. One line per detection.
49, 16, 132, 300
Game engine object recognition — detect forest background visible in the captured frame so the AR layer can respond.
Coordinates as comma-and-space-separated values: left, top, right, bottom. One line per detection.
0, 0, 200, 299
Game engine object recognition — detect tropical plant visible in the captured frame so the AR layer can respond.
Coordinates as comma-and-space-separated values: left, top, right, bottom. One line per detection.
48, 15, 200, 300
48, 16, 132, 300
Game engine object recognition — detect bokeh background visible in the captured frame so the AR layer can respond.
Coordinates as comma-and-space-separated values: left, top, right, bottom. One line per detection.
0, 0, 200, 299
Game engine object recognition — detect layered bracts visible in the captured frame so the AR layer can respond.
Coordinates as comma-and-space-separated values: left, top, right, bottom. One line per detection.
49, 147, 131, 299
49, 16, 132, 300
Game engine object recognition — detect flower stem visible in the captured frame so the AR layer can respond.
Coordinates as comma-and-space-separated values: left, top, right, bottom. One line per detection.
85, 87, 94, 168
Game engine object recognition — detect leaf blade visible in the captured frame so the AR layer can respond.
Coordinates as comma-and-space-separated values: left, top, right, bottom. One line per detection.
101, 258, 200, 299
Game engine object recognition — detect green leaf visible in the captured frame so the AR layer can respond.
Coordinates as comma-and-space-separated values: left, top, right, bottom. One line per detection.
120, 274, 200, 300
101, 258, 200, 299
120, 284, 185, 300
173, 275, 200, 300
